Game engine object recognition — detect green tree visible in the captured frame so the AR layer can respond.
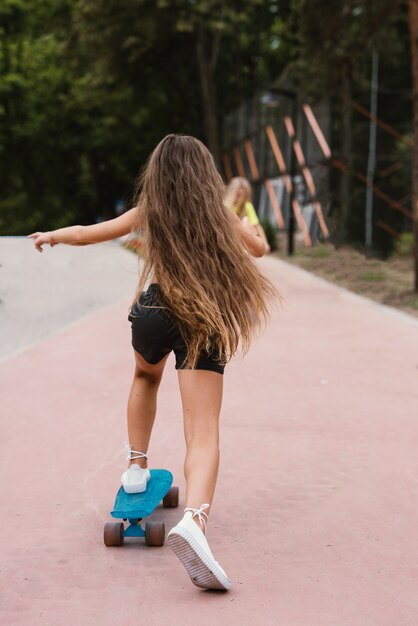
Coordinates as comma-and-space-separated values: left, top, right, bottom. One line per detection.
76, 0, 285, 163
0, 0, 289, 233
0, 0, 95, 233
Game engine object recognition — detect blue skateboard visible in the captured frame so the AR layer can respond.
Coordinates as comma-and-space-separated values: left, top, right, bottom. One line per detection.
104, 469, 179, 547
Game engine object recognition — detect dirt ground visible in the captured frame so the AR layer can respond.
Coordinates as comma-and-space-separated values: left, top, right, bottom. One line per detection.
275, 237, 418, 320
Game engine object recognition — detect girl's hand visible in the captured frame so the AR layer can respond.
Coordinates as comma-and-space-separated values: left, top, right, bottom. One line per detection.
28, 232, 55, 253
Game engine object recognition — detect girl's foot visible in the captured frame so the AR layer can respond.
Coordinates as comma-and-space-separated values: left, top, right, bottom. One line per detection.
121, 444, 150, 494
167, 504, 231, 591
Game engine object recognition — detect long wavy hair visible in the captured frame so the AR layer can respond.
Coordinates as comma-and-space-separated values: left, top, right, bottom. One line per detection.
133, 134, 280, 369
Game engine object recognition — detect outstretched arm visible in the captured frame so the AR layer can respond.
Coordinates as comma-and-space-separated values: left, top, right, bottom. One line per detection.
29, 208, 137, 252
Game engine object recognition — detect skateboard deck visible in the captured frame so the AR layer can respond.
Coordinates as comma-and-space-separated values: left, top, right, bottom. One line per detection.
104, 469, 178, 546
111, 469, 173, 519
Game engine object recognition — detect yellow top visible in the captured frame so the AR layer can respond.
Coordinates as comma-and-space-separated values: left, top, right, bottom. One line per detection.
231, 201, 259, 226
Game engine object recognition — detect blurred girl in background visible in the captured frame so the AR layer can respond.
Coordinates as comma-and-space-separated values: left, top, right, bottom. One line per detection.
224, 176, 270, 253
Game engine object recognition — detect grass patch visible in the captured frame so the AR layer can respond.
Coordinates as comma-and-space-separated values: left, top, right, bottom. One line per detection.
402, 294, 418, 309
292, 249, 306, 257
308, 245, 331, 258
358, 270, 386, 282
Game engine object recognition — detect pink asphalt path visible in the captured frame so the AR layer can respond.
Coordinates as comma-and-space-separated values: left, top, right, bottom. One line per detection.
1, 256, 418, 625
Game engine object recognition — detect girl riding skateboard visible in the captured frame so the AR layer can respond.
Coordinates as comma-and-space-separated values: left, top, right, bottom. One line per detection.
29, 134, 280, 591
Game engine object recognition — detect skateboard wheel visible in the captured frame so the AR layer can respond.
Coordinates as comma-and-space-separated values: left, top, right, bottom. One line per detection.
145, 522, 165, 546
163, 486, 179, 508
104, 522, 124, 547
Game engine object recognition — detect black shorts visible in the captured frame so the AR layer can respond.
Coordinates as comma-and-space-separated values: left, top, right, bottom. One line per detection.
128, 284, 224, 375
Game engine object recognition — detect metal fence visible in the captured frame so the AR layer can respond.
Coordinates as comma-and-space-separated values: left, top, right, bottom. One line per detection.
221, 89, 332, 246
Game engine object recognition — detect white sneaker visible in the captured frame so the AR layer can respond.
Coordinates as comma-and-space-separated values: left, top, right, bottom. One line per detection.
121, 443, 150, 494
121, 464, 150, 494
167, 504, 231, 590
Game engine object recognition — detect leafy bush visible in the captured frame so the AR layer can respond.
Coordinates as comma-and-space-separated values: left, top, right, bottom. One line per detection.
395, 232, 414, 257
261, 218, 278, 252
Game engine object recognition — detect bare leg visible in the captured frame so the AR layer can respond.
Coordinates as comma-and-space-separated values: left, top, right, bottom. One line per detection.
178, 369, 223, 532
127, 350, 169, 468
168, 369, 230, 590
